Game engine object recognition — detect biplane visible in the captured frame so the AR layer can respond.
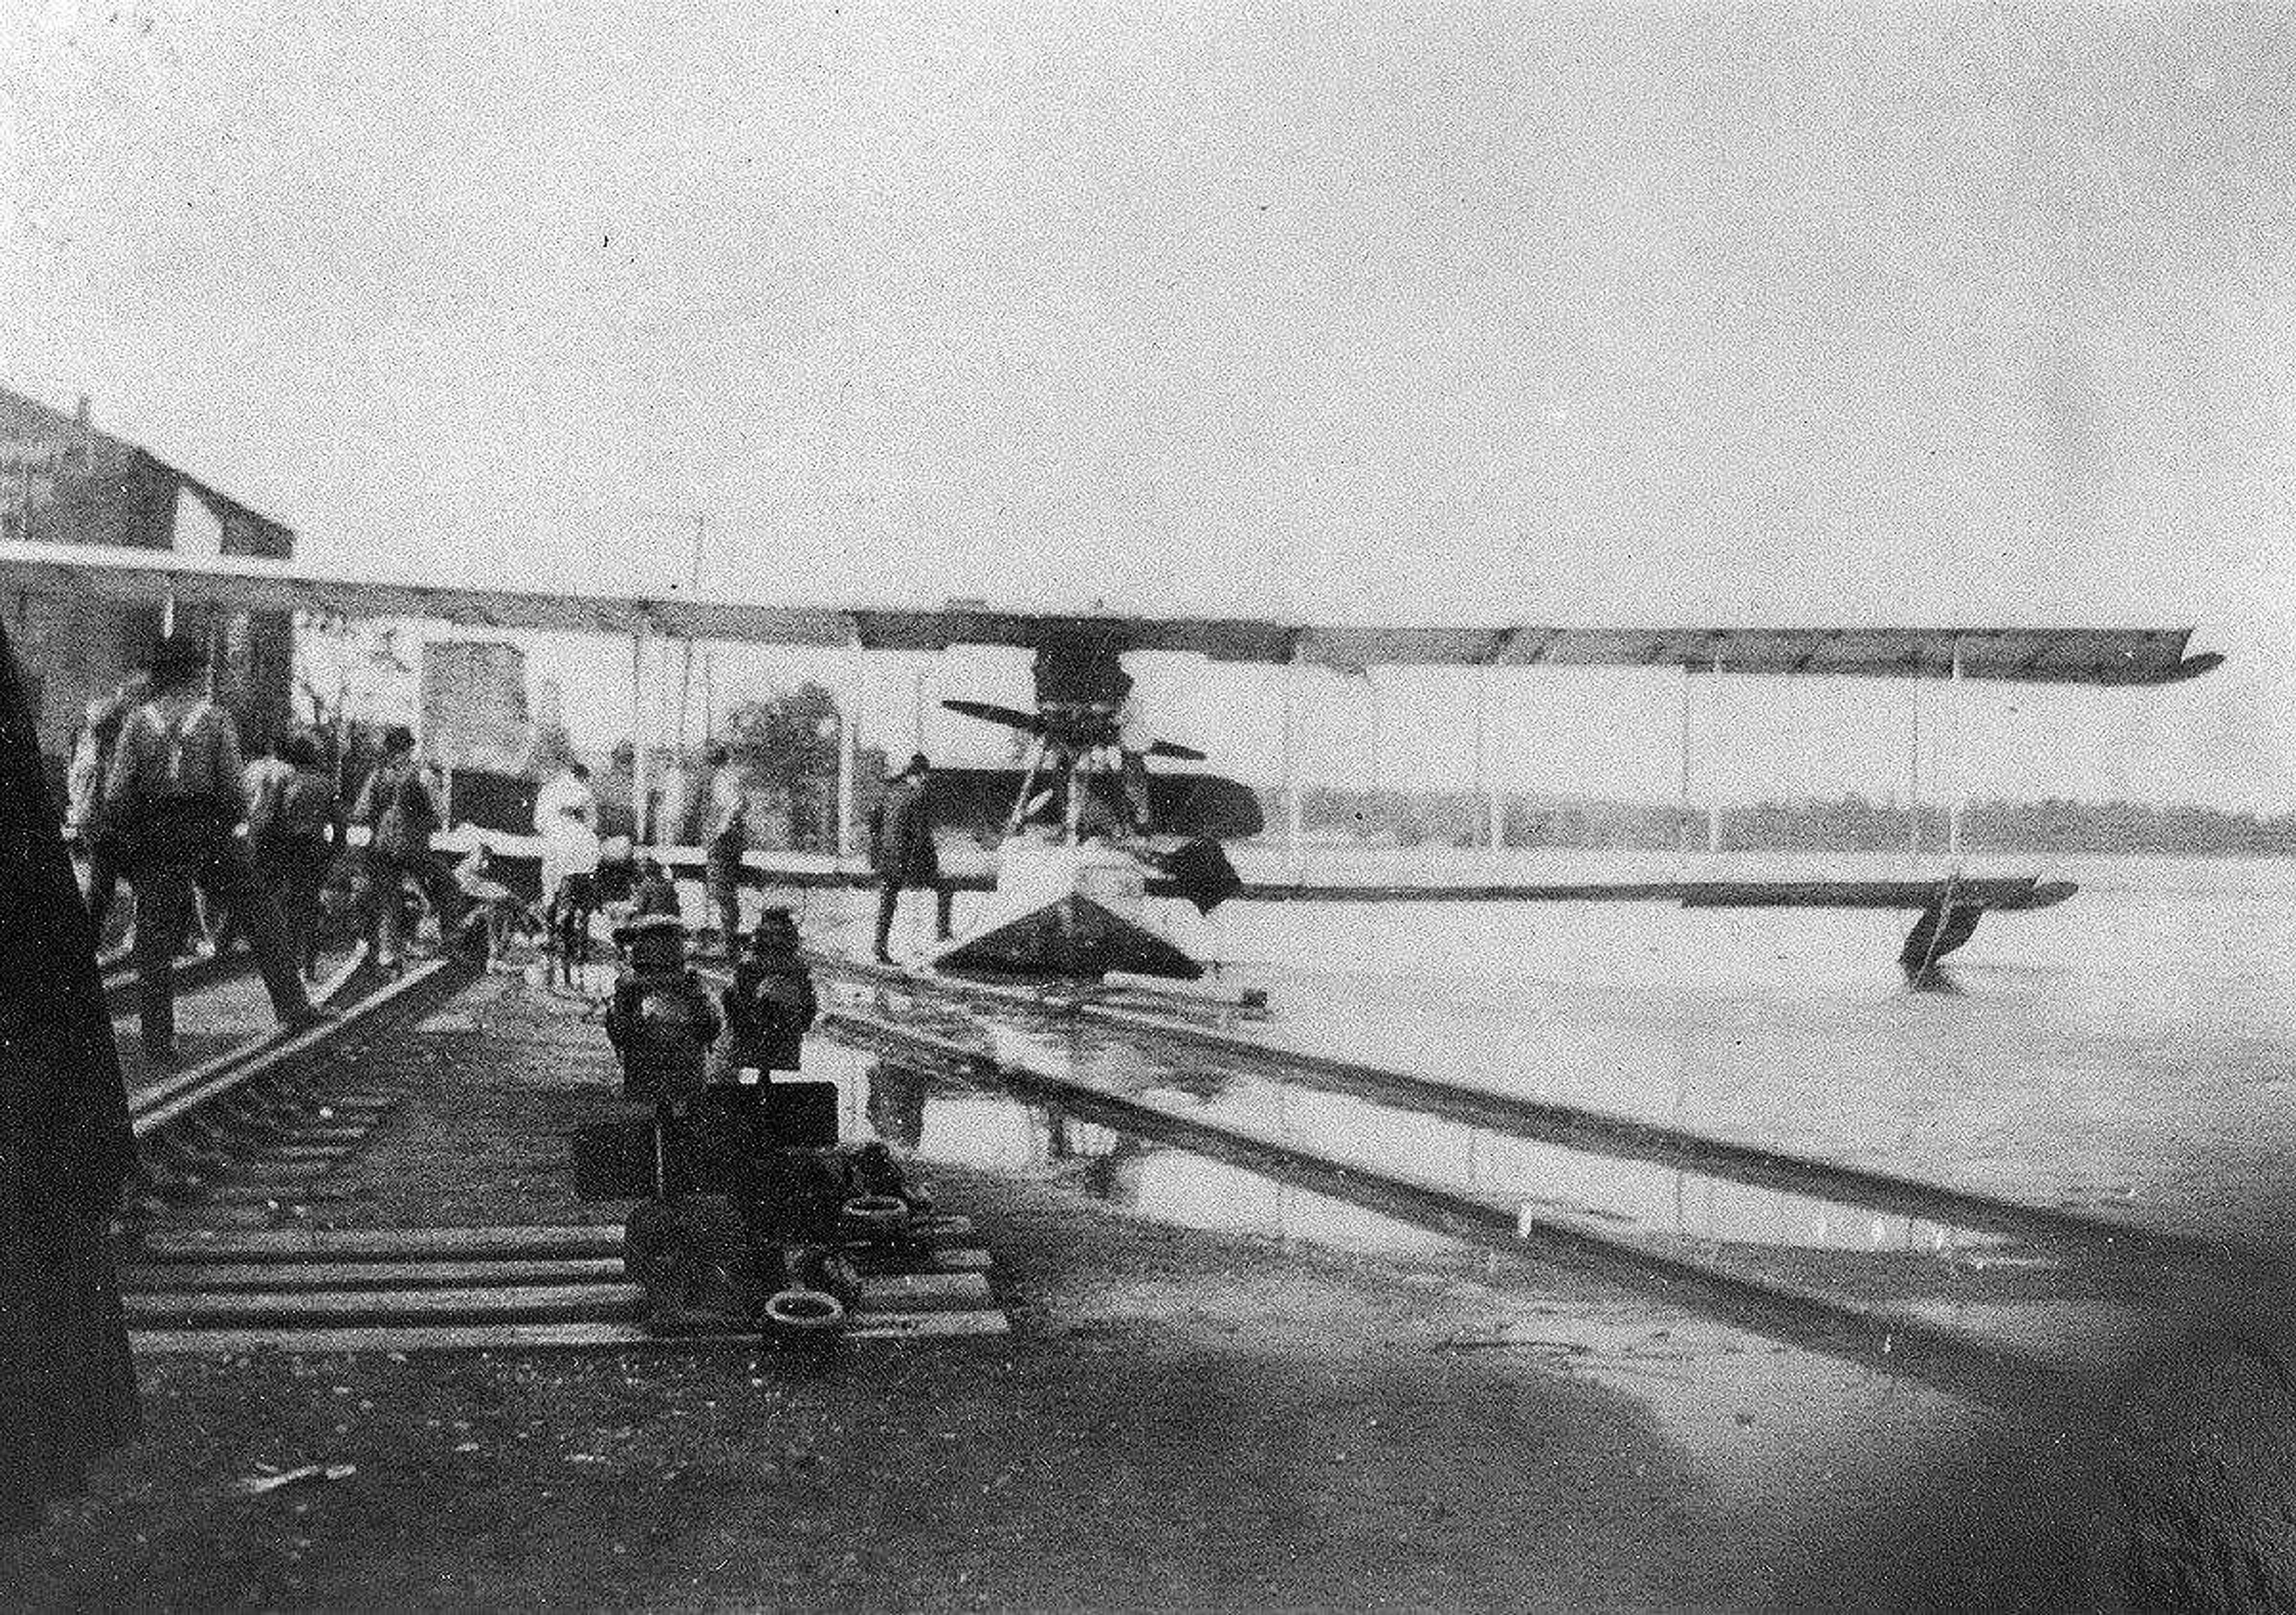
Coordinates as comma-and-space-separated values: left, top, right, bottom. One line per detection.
0, 536, 2223, 981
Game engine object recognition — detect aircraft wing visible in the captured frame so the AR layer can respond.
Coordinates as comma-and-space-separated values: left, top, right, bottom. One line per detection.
0, 539, 2220, 686
441, 832, 2070, 916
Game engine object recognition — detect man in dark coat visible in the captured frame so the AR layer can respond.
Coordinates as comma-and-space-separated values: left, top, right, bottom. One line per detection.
104, 637, 317, 1060
720, 908, 817, 1076
349, 726, 458, 972
867, 753, 951, 964
0, 615, 140, 1532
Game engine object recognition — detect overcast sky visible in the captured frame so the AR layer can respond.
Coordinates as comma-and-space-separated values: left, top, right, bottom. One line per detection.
4, 2, 2292, 805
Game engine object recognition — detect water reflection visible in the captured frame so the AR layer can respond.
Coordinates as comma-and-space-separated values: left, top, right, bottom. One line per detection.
811, 1037, 2008, 1284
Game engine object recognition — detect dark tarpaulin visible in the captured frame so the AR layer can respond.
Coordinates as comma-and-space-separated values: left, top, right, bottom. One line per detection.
0, 616, 139, 1532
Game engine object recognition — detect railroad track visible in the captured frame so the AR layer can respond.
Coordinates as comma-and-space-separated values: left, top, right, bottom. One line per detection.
805, 951, 2206, 1263
119, 955, 1010, 1354
810, 958, 2288, 1413
121, 1217, 1006, 1353
128, 954, 463, 1197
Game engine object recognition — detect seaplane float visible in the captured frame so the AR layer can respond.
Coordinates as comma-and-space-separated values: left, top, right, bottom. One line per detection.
0, 537, 2224, 984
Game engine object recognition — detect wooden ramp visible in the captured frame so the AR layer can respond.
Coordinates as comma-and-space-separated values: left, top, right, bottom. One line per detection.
126, 1217, 1009, 1353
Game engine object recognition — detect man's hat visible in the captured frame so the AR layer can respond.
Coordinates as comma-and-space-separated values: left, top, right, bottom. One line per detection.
146, 636, 205, 683
747, 906, 801, 953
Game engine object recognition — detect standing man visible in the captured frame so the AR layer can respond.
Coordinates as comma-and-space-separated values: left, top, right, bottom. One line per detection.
700, 742, 750, 951
867, 753, 951, 964
102, 637, 317, 1063
66, 684, 139, 950
539, 795, 603, 985
254, 733, 338, 979
1112, 671, 1154, 834
533, 758, 599, 903
350, 726, 456, 972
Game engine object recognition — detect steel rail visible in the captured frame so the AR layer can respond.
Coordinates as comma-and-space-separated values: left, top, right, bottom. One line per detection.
803, 951, 2215, 1273
130, 956, 462, 1139
817, 1002, 2081, 1411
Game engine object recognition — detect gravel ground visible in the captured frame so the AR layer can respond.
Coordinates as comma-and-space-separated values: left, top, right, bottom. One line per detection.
0, 969, 2173, 1609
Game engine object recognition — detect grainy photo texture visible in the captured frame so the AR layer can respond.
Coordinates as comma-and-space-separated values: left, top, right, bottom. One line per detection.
2, 3, 2293, 1608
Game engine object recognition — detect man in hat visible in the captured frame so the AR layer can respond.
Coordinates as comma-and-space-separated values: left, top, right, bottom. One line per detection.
350, 725, 459, 972
65, 681, 143, 948
102, 637, 319, 1063
719, 907, 817, 1077
866, 753, 951, 964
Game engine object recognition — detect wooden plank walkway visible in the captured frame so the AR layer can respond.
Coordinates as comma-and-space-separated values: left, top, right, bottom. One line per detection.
126, 1216, 1007, 1353
130, 1312, 1010, 1355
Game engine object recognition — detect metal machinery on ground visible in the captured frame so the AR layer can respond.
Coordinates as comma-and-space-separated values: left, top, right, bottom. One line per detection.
578, 914, 932, 1340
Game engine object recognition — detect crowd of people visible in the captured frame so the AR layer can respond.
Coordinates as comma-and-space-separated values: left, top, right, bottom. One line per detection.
58, 636, 974, 1060
61, 638, 503, 1058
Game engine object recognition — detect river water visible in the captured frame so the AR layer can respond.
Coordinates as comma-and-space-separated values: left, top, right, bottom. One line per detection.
804, 850, 2296, 1259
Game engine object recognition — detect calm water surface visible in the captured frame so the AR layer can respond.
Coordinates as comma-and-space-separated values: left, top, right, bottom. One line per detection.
799, 851, 2296, 1253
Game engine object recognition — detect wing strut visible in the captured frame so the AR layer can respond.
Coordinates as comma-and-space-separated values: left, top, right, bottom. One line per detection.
836, 631, 860, 865
1474, 662, 1500, 857
1906, 662, 1922, 857
630, 624, 651, 845
1675, 664, 1694, 856
1364, 671, 1387, 870
1946, 637, 1965, 858
1280, 653, 1303, 876
1706, 648, 1724, 854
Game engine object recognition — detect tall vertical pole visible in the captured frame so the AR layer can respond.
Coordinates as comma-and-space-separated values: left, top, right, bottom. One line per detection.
836, 632, 860, 863
676, 514, 705, 749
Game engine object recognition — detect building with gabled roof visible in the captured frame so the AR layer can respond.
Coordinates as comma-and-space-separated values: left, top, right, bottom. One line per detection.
0, 384, 297, 770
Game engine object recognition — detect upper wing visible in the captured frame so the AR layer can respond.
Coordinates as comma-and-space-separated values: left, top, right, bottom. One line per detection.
1281, 625, 2221, 685
0, 539, 2220, 686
